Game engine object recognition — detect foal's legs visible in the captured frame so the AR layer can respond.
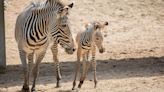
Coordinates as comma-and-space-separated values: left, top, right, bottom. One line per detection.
72, 49, 81, 90
91, 46, 97, 88
78, 52, 90, 88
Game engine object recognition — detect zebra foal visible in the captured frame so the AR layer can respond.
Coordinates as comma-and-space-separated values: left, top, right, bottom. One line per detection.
15, 0, 75, 91
72, 21, 108, 90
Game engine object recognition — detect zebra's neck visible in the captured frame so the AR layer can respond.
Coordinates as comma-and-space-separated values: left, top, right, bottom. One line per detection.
24, 0, 64, 47
86, 27, 97, 41
80, 28, 97, 50
29, 0, 63, 31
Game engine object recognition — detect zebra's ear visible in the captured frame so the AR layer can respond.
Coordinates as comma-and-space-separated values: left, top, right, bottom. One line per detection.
101, 21, 109, 29
104, 21, 108, 26
58, 8, 69, 17
68, 3, 74, 8
62, 3, 74, 11
94, 22, 100, 30
58, 3, 74, 16
96, 21, 109, 30
84, 22, 90, 28
95, 24, 100, 30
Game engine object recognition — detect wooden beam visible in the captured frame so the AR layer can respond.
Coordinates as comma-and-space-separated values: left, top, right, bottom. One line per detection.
0, 0, 6, 73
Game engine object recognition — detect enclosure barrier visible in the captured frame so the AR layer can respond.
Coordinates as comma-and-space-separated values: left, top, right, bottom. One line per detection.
0, 0, 6, 73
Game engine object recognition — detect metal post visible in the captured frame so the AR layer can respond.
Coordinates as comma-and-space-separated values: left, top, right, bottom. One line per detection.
0, 0, 6, 73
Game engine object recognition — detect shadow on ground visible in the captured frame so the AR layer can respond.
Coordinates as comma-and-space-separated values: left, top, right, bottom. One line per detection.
0, 56, 164, 88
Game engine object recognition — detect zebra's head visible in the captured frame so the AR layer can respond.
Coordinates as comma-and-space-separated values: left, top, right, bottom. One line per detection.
93, 21, 108, 53
56, 3, 76, 54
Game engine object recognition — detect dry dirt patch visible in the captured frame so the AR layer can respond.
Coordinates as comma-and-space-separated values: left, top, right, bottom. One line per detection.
1, 0, 164, 92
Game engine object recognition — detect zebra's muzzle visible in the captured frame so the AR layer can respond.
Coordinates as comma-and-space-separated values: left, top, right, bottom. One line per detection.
99, 48, 105, 53
65, 48, 76, 54
73, 48, 76, 52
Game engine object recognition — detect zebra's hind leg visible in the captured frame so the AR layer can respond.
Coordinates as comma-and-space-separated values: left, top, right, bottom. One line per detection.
31, 52, 46, 92
92, 60, 97, 88
91, 47, 97, 88
19, 50, 30, 92
27, 52, 34, 76
51, 44, 61, 88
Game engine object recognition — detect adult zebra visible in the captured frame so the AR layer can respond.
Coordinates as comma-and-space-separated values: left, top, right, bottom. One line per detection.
15, 0, 75, 91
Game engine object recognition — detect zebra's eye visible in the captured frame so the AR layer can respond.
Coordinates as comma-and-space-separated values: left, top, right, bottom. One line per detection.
61, 24, 67, 27
96, 38, 99, 40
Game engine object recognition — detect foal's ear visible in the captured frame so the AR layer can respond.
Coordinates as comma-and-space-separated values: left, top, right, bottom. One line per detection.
84, 22, 90, 29
98, 21, 109, 30
95, 24, 100, 29
93, 22, 101, 30
104, 21, 108, 26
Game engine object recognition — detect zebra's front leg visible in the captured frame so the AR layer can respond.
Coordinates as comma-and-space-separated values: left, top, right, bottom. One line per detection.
78, 54, 90, 88
91, 46, 97, 88
51, 44, 62, 88
72, 50, 81, 90
19, 50, 30, 92
31, 52, 46, 92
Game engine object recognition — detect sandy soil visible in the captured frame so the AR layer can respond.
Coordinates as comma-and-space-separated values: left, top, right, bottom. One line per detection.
0, 0, 164, 92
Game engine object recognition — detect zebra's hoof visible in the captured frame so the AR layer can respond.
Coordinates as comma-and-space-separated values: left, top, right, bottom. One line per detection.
56, 84, 62, 88
78, 81, 83, 88
22, 86, 30, 92
72, 87, 75, 90
72, 88, 79, 92
31, 88, 36, 92
78, 84, 82, 88
94, 85, 97, 88
94, 81, 97, 88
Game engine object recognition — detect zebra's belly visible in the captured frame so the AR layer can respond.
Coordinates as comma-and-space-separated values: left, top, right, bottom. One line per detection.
19, 40, 49, 54
81, 43, 91, 50
81, 49, 90, 53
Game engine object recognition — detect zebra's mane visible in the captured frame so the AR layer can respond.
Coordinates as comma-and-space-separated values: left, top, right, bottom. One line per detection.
46, 0, 64, 6
29, 0, 64, 12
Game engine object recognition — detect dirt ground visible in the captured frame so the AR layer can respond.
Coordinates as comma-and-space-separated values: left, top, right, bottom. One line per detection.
0, 0, 164, 92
